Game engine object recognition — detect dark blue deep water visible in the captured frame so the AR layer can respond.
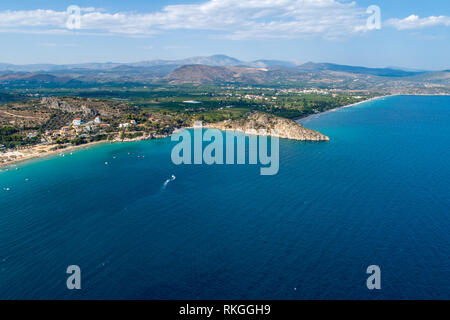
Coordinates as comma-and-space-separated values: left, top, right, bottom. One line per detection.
0, 95, 449, 299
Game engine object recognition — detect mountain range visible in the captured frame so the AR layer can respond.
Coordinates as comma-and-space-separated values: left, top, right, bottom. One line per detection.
0, 54, 428, 74
0, 55, 449, 94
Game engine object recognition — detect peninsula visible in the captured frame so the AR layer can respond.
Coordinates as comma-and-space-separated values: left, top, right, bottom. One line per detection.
206, 111, 330, 141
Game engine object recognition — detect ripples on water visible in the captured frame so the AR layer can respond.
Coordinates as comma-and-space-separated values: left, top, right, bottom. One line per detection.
0, 95, 449, 299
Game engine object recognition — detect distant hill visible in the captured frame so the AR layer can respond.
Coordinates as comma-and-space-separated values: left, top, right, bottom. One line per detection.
0, 73, 72, 83
386, 66, 429, 73
0, 62, 123, 72
130, 55, 242, 68
165, 65, 237, 83
0, 55, 298, 72
405, 70, 450, 82
164, 62, 426, 84
109, 64, 178, 76
0, 56, 448, 93
0, 55, 432, 78
0, 55, 245, 72
297, 62, 423, 77
180, 55, 242, 66
165, 65, 269, 84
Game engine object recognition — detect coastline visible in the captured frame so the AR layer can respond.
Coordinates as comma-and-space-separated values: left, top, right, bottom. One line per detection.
204, 111, 330, 141
2, 93, 449, 170
295, 94, 398, 123
0, 133, 163, 170
0, 140, 109, 170
296, 93, 450, 124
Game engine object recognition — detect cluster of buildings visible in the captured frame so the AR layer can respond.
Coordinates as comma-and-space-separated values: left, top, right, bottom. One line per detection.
20, 115, 147, 147
219, 87, 334, 102
58, 116, 111, 137
36, 116, 111, 142
275, 88, 330, 95
243, 94, 278, 101
119, 119, 138, 129
224, 86, 338, 96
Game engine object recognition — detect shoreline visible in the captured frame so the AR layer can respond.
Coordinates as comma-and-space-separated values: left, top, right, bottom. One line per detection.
0, 140, 110, 170
2, 93, 449, 170
0, 133, 163, 170
296, 93, 450, 123
295, 94, 398, 123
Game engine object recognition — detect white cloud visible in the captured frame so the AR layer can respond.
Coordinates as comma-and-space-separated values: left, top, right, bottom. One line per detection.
0, 9, 66, 27
0, 0, 375, 39
386, 14, 450, 30
38, 42, 79, 47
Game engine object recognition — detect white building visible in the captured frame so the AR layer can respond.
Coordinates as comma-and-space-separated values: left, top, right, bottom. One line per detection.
94, 116, 102, 124
27, 132, 39, 139
72, 118, 82, 126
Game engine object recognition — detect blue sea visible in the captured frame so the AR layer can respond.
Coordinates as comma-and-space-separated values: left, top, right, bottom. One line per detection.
0, 95, 449, 300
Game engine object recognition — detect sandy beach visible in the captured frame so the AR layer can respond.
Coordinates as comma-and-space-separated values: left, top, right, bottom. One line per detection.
0, 133, 157, 170
0, 140, 110, 170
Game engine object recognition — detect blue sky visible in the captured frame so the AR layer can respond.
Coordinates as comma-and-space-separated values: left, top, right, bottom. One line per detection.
0, 0, 448, 69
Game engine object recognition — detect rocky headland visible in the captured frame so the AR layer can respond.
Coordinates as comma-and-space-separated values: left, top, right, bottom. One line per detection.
205, 112, 330, 141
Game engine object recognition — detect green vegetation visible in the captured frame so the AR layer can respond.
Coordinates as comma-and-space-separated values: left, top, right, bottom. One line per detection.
0, 126, 37, 148
0, 83, 373, 151
70, 137, 88, 146
121, 132, 144, 140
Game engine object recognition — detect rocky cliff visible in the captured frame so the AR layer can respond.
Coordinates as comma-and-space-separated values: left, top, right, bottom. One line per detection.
205, 112, 330, 141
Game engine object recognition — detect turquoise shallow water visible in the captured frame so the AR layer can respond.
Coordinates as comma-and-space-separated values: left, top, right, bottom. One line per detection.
0, 95, 449, 299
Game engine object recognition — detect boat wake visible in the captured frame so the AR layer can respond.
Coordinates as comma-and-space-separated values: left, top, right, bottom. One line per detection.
162, 175, 176, 190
